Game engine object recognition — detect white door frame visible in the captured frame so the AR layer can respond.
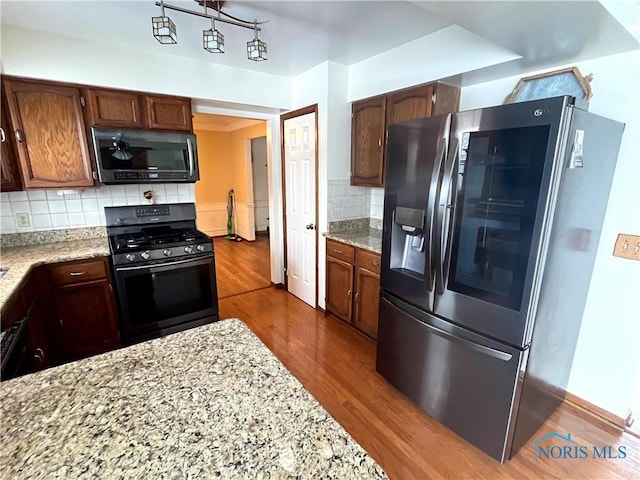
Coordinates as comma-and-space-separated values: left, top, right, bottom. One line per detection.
281, 104, 319, 307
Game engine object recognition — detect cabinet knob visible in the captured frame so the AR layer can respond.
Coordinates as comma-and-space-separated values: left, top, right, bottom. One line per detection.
347, 289, 352, 297
15, 129, 25, 143
34, 348, 44, 362
355, 292, 359, 302
0, 127, 5, 143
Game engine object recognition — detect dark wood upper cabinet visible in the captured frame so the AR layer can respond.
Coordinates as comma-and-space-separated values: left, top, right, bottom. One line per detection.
1, 100, 22, 191
350, 97, 386, 186
3, 79, 94, 189
351, 82, 460, 187
387, 85, 434, 125
145, 95, 193, 131
85, 89, 143, 128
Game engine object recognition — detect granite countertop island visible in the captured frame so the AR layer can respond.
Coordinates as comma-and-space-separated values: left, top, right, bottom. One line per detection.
0, 319, 388, 479
0, 234, 110, 310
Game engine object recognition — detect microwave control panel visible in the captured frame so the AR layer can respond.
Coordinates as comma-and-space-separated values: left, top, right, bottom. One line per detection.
113, 171, 188, 180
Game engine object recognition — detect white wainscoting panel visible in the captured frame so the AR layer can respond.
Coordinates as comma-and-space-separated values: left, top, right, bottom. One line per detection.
195, 202, 228, 237
234, 202, 256, 241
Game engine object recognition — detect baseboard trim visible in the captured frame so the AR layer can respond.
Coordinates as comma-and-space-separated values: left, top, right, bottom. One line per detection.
564, 392, 626, 431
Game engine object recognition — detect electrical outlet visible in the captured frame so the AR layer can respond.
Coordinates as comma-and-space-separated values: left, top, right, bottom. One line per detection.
14, 213, 30, 228
613, 233, 640, 261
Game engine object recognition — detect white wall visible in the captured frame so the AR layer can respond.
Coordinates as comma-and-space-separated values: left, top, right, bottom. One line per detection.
0, 24, 292, 110
460, 50, 640, 419
348, 25, 520, 102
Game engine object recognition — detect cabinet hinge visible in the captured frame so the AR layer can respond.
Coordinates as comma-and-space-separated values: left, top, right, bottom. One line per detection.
80, 96, 86, 107
432, 93, 437, 104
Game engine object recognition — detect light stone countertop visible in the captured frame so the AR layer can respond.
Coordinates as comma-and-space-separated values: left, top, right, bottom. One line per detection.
325, 228, 382, 255
0, 318, 388, 479
0, 237, 110, 310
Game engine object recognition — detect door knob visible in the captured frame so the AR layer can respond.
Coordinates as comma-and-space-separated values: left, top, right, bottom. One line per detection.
305, 224, 316, 230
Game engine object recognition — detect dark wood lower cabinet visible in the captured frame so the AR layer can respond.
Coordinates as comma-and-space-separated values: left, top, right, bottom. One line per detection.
53, 279, 120, 361
353, 267, 380, 339
326, 256, 354, 323
1, 257, 122, 381
49, 257, 121, 362
326, 239, 381, 340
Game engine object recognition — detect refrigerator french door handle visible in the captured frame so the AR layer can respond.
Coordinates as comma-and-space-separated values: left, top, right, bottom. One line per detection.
425, 138, 446, 292
435, 138, 458, 295
383, 295, 513, 361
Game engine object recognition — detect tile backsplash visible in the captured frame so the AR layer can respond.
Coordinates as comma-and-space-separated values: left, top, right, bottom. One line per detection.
0, 184, 195, 234
328, 179, 384, 222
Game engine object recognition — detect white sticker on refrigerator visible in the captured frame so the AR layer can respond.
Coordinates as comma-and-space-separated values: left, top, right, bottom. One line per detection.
569, 129, 585, 169
461, 132, 470, 150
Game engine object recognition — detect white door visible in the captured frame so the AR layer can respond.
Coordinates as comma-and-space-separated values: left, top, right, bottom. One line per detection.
283, 112, 316, 307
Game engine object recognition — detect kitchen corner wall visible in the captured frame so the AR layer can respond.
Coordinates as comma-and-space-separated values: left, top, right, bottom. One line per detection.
327, 179, 384, 222
0, 184, 195, 234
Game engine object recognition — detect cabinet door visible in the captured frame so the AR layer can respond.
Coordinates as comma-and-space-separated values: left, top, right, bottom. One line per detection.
25, 295, 53, 371
387, 85, 434, 125
145, 95, 192, 131
431, 83, 461, 117
351, 97, 386, 186
1, 101, 22, 191
54, 280, 121, 361
354, 267, 380, 339
85, 89, 143, 128
3, 79, 94, 188
326, 256, 354, 323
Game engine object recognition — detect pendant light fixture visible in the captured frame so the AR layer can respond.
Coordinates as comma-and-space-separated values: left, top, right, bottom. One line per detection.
203, 1, 224, 53
151, 0, 177, 44
246, 20, 267, 62
151, 1, 267, 61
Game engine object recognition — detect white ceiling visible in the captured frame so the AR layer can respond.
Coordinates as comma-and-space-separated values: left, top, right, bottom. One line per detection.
1, 0, 638, 82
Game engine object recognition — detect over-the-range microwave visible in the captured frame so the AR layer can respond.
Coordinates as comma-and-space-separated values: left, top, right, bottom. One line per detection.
91, 127, 199, 184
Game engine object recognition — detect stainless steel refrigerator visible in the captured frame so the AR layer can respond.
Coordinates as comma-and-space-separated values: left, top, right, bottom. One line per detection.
376, 96, 624, 462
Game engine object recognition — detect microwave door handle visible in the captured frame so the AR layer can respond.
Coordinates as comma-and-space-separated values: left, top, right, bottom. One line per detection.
186, 137, 194, 177
435, 138, 458, 295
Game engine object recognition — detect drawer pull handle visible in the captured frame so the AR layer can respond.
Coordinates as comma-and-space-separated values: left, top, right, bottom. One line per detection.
371, 261, 380, 266
334, 249, 343, 254
69, 271, 87, 276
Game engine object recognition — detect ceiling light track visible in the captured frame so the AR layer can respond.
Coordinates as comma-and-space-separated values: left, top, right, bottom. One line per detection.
152, 0, 268, 61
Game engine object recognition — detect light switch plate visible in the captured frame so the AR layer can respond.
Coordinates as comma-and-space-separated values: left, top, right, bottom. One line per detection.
613, 233, 640, 261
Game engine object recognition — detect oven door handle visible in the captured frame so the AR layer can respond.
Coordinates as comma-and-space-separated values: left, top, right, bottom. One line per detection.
115, 255, 213, 272
186, 136, 195, 178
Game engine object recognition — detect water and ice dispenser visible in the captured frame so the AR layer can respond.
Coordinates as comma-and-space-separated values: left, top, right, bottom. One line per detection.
389, 206, 426, 280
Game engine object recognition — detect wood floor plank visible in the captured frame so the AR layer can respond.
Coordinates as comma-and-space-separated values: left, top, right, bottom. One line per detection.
213, 234, 271, 299
219, 288, 640, 479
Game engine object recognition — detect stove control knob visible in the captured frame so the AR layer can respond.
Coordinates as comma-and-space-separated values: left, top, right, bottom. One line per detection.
141, 250, 150, 260
125, 253, 136, 262
184, 246, 194, 254
196, 245, 205, 252
163, 249, 172, 256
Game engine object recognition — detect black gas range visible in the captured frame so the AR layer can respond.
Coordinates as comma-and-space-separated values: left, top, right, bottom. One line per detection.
105, 203, 219, 345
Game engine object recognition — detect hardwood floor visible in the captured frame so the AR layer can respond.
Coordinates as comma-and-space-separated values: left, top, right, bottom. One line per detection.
219, 288, 640, 479
213, 234, 271, 299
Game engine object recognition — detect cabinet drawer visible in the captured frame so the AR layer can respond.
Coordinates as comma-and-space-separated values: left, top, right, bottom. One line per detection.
49, 258, 108, 286
356, 249, 381, 275
326, 240, 355, 263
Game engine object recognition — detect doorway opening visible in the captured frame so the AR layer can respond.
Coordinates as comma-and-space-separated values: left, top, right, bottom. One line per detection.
192, 113, 272, 299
